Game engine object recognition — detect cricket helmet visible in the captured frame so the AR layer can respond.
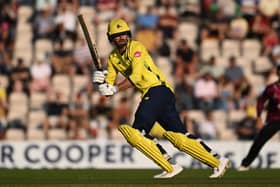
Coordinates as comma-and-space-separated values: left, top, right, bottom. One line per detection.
107, 18, 131, 42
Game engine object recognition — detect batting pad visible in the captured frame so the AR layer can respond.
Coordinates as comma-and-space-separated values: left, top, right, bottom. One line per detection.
118, 125, 173, 172
163, 131, 219, 168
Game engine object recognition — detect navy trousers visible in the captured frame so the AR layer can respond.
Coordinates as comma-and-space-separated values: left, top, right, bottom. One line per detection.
133, 85, 186, 135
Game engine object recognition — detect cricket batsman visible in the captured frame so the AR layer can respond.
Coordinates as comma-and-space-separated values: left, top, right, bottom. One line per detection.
92, 18, 230, 178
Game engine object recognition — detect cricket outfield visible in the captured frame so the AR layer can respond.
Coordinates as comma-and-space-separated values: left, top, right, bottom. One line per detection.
0, 168, 279, 187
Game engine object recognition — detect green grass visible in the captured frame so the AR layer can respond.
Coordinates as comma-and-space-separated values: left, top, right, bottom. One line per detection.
0, 169, 279, 186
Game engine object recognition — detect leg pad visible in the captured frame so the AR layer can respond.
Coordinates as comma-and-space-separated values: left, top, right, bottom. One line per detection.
119, 125, 173, 172
163, 131, 219, 168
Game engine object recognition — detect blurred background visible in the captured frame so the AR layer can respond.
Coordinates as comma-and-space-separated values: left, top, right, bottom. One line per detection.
0, 0, 279, 169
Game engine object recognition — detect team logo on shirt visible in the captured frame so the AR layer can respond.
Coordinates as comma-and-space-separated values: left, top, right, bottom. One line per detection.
134, 51, 141, 57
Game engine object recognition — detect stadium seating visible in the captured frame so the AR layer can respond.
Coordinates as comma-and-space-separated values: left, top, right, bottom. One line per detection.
6, 129, 25, 140
27, 128, 45, 140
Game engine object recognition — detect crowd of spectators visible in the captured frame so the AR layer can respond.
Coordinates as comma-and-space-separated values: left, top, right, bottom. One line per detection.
0, 0, 280, 141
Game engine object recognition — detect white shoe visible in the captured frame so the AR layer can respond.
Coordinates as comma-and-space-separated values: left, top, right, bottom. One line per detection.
237, 165, 249, 171
153, 163, 183, 179
209, 157, 231, 178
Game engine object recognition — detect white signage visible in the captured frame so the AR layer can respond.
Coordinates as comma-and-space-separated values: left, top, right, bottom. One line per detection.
0, 140, 279, 169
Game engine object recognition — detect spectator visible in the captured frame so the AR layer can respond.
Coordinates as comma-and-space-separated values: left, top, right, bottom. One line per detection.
197, 110, 218, 140
228, 16, 249, 39
136, 6, 159, 29
0, 37, 12, 67
30, 55, 52, 93
251, 14, 270, 39
194, 71, 219, 110
157, 5, 178, 39
52, 40, 73, 74
54, 5, 77, 41
68, 92, 90, 139
32, 8, 55, 42
174, 78, 194, 111
262, 28, 279, 56
258, 0, 279, 18
175, 39, 197, 78
43, 91, 69, 138
239, 0, 258, 23
9, 58, 31, 94
236, 106, 257, 140
224, 56, 244, 86
200, 56, 224, 80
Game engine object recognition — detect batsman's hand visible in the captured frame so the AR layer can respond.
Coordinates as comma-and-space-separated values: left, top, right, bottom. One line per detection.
92, 70, 108, 84
98, 83, 118, 96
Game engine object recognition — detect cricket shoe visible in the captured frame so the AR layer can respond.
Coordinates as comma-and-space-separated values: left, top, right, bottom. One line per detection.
153, 163, 183, 179
237, 165, 249, 171
209, 157, 231, 178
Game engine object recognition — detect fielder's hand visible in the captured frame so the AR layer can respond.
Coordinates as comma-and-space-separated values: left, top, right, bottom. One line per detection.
98, 83, 118, 96
92, 70, 108, 84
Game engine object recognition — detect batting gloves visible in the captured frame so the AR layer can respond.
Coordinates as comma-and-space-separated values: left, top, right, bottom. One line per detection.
98, 83, 118, 96
92, 70, 108, 84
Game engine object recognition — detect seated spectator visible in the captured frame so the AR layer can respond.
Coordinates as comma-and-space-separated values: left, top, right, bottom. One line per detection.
54, 5, 77, 41
208, 9, 228, 40
89, 96, 112, 138
175, 39, 197, 79
32, 8, 55, 42
136, 6, 159, 29
197, 110, 218, 140
258, 0, 279, 18
30, 54, 52, 93
235, 106, 257, 140
0, 37, 12, 68
52, 40, 73, 74
157, 5, 178, 39
224, 56, 244, 86
1, 22, 14, 52
228, 16, 249, 39
43, 91, 69, 138
262, 28, 279, 56
217, 76, 234, 110
94, 0, 117, 24
200, 56, 224, 80
68, 92, 90, 139
251, 14, 270, 39
175, 78, 194, 111
239, 0, 258, 23
193, 71, 219, 110
9, 58, 31, 94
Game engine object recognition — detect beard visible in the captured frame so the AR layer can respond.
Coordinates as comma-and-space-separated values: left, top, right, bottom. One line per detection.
114, 38, 128, 48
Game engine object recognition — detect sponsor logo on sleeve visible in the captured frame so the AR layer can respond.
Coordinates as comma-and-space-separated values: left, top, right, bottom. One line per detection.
134, 51, 141, 57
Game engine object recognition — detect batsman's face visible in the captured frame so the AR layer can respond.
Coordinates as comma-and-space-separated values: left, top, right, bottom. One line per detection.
112, 34, 129, 48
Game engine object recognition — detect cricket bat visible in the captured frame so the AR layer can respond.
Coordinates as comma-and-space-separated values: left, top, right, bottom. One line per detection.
77, 14, 102, 71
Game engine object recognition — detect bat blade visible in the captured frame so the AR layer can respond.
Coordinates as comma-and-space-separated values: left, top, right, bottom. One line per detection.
77, 14, 102, 70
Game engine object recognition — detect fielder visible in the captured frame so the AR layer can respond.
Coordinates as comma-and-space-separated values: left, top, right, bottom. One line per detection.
238, 64, 280, 171
93, 18, 230, 178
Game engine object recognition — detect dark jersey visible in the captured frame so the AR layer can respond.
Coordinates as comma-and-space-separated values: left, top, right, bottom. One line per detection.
257, 81, 280, 123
